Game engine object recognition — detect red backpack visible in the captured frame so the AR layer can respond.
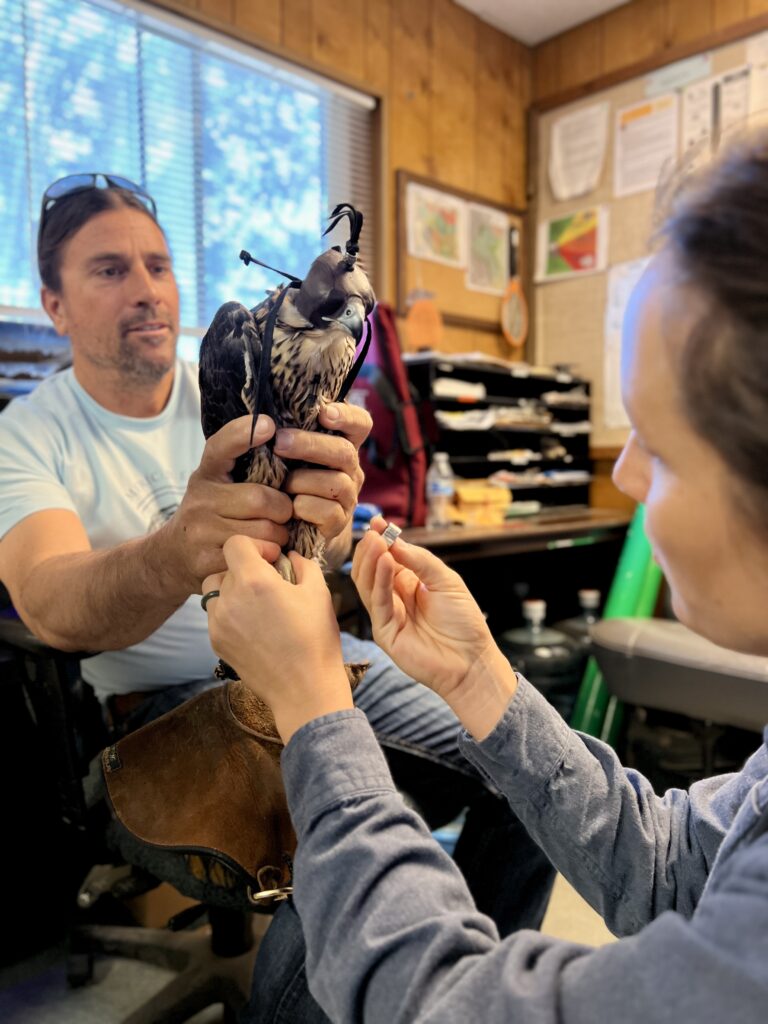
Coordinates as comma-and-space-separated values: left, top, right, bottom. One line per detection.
353, 303, 433, 527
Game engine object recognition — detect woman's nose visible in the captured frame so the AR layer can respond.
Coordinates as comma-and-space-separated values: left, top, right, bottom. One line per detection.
613, 432, 650, 503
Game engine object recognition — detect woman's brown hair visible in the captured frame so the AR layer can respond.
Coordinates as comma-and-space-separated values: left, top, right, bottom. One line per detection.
657, 132, 768, 521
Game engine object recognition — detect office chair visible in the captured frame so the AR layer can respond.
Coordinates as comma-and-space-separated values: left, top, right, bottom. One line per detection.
0, 606, 273, 1024
591, 616, 768, 779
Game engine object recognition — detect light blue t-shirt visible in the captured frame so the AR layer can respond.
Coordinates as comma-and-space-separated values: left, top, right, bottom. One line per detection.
0, 361, 218, 699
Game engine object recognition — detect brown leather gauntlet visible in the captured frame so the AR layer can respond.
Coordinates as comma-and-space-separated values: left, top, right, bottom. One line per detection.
102, 681, 296, 906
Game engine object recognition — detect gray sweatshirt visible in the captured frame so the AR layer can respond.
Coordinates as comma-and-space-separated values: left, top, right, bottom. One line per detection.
283, 676, 768, 1023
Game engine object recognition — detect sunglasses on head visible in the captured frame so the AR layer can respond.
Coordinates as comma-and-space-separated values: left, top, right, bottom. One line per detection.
39, 173, 157, 236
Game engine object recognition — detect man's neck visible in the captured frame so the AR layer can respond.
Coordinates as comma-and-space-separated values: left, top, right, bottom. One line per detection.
73, 363, 175, 418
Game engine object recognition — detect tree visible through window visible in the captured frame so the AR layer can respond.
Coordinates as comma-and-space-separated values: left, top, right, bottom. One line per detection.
0, 0, 375, 348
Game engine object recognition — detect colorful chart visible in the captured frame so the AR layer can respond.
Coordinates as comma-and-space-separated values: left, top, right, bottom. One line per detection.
536, 206, 610, 282
546, 209, 600, 275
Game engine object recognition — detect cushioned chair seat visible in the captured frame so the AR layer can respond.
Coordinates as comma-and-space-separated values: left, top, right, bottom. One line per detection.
591, 619, 768, 733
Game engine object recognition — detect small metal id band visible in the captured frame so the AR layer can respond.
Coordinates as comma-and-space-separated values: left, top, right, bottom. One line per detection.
382, 522, 402, 548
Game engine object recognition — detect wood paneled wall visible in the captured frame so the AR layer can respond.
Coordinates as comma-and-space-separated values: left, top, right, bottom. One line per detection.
143, 0, 768, 505
146, 0, 531, 357
534, 0, 768, 104
532, 0, 768, 507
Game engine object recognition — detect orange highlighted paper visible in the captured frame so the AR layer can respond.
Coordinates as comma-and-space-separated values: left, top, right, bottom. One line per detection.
614, 93, 679, 198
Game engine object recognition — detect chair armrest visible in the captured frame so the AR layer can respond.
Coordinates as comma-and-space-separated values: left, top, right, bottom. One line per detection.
0, 611, 97, 660
591, 618, 768, 732
0, 612, 57, 657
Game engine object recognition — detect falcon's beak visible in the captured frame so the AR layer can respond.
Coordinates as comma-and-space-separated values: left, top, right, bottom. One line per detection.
323, 296, 366, 343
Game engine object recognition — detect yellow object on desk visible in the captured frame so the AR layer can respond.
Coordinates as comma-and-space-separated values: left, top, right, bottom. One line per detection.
452, 479, 511, 526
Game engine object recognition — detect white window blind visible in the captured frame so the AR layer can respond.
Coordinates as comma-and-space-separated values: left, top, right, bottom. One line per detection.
0, 0, 376, 341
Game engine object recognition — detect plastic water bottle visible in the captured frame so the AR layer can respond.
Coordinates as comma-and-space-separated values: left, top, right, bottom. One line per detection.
554, 589, 602, 647
425, 452, 455, 528
498, 599, 584, 721
502, 599, 568, 648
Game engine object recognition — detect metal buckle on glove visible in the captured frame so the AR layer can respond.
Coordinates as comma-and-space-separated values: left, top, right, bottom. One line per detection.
247, 884, 293, 905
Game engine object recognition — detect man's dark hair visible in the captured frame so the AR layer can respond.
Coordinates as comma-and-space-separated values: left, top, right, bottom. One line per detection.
38, 187, 165, 292
656, 130, 768, 524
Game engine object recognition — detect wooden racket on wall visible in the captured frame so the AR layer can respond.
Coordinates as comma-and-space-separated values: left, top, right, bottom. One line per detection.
500, 277, 529, 350
500, 223, 528, 349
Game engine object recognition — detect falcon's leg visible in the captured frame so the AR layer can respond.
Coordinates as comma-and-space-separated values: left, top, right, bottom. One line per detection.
247, 445, 366, 686
247, 444, 288, 490
290, 519, 326, 565
287, 520, 369, 690
245, 446, 295, 583
274, 553, 296, 583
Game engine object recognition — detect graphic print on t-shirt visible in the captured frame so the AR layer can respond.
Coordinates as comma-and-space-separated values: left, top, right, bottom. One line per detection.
123, 469, 191, 534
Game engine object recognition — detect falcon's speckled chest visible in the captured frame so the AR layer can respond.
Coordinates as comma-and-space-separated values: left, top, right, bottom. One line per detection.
251, 291, 357, 432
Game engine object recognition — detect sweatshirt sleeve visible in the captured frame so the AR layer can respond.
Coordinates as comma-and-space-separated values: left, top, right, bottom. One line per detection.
282, 707, 768, 1024
457, 676, 767, 934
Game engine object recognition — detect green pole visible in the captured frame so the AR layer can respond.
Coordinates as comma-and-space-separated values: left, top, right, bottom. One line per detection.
598, 555, 664, 746
569, 505, 657, 737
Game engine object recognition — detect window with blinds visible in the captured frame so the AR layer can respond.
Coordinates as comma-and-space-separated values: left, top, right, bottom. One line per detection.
0, 0, 376, 351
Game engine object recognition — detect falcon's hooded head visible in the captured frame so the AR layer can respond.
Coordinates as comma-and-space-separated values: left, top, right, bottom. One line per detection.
199, 203, 376, 447
291, 204, 375, 343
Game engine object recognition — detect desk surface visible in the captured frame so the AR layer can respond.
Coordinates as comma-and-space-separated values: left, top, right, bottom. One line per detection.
400, 507, 632, 562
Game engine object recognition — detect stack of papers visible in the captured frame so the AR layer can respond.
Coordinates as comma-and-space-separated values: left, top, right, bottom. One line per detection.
436, 406, 552, 432
432, 377, 487, 400
489, 469, 592, 489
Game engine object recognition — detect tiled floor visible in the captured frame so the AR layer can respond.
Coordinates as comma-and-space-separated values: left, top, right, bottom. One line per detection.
541, 873, 617, 947
0, 955, 223, 1024
0, 873, 615, 1022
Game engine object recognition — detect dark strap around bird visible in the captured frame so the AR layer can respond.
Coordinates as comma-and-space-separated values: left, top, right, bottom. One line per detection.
251, 280, 296, 445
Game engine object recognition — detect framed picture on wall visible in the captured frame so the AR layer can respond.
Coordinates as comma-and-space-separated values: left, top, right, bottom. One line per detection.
465, 202, 512, 295
405, 182, 468, 267
396, 170, 526, 334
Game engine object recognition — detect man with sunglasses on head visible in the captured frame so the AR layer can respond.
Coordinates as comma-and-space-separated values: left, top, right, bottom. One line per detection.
0, 173, 328, 724
0, 174, 555, 1021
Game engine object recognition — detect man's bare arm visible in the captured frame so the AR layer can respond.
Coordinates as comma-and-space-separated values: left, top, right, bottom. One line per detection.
0, 510, 191, 651
0, 416, 292, 652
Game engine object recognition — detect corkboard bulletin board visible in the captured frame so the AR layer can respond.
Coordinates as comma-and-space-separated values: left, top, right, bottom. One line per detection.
532, 33, 761, 450
396, 169, 526, 334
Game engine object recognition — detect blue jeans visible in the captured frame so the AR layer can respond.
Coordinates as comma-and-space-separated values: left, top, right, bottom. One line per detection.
114, 634, 555, 1022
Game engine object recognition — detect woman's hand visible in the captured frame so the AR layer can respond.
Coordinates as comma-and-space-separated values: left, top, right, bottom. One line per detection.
203, 536, 353, 743
352, 519, 517, 738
